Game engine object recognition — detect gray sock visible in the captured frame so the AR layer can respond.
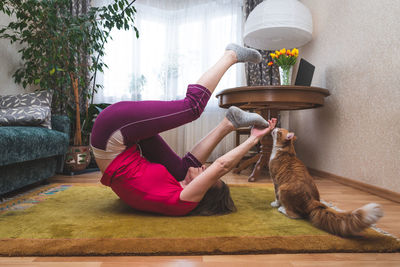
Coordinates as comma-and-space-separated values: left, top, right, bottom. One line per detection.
226, 106, 269, 129
225, 43, 262, 64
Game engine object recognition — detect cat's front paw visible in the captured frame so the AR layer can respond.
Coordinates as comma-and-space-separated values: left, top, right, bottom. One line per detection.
270, 200, 280, 207
278, 206, 287, 215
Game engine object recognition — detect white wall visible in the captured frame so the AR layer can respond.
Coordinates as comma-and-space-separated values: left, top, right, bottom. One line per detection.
0, 13, 33, 95
291, 0, 400, 192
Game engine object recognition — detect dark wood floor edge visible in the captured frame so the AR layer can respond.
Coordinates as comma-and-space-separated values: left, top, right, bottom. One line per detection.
1, 234, 399, 256
308, 168, 400, 204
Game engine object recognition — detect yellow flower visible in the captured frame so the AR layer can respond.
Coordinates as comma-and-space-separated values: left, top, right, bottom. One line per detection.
280, 48, 286, 54
275, 51, 281, 56
292, 48, 299, 56
268, 62, 273, 66
270, 53, 276, 59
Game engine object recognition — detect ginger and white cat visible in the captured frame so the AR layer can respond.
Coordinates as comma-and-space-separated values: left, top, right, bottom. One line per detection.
269, 128, 384, 237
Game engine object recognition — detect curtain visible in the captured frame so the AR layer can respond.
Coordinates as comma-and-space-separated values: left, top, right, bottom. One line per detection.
244, 0, 280, 85
71, 0, 89, 15
92, 0, 244, 161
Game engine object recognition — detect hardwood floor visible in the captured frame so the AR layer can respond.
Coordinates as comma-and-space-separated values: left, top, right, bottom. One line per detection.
1, 168, 400, 266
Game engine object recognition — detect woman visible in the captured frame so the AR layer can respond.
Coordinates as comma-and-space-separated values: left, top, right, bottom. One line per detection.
90, 44, 277, 216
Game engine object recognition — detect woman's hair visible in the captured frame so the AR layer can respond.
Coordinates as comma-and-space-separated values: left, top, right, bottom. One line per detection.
189, 181, 236, 216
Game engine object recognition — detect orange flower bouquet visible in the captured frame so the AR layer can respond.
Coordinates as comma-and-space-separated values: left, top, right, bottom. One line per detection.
268, 48, 299, 85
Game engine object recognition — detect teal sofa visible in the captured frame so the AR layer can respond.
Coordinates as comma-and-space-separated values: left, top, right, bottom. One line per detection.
0, 115, 70, 196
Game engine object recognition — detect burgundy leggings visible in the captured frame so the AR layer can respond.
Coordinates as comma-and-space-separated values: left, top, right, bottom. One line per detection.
90, 84, 211, 181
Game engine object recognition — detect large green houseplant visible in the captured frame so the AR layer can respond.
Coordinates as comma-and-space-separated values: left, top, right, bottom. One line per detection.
0, 0, 138, 172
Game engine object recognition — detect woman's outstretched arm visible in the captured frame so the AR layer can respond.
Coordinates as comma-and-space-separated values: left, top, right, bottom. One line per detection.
180, 119, 277, 202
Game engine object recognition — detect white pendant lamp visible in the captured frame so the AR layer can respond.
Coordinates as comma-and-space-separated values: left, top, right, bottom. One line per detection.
244, 0, 313, 50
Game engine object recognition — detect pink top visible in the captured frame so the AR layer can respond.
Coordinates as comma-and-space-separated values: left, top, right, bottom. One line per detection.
101, 145, 199, 216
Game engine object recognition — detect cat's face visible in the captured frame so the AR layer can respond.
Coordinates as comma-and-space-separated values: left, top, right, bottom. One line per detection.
271, 128, 296, 147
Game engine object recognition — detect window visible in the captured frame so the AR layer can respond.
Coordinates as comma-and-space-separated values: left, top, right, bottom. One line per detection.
95, 0, 244, 103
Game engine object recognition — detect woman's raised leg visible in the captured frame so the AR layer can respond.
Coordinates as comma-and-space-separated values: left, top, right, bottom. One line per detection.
189, 117, 235, 164
188, 106, 270, 164
92, 44, 261, 150
196, 50, 237, 94
91, 84, 211, 150
139, 107, 269, 180
197, 44, 262, 93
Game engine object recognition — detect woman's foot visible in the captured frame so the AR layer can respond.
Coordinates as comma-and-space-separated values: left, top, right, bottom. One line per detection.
225, 43, 262, 64
226, 106, 269, 129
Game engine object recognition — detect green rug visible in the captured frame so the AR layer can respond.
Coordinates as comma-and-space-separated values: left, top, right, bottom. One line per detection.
0, 183, 399, 256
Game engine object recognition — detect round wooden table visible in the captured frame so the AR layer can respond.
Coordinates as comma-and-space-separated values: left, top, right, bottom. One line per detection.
216, 85, 330, 182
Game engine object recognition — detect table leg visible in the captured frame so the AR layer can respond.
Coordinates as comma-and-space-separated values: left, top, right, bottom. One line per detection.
233, 154, 261, 174
247, 109, 278, 182
248, 134, 273, 182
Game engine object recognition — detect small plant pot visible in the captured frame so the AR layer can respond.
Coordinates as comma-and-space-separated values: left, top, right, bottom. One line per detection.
64, 145, 91, 172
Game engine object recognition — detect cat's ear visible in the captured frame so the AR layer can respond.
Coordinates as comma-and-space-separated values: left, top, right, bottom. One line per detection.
286, 132, 295, 140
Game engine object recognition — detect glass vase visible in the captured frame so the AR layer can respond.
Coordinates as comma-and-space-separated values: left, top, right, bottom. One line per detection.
279, 65, 293, 85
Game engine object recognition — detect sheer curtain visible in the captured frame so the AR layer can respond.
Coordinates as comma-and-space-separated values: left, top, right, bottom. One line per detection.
92, 0, 245, 161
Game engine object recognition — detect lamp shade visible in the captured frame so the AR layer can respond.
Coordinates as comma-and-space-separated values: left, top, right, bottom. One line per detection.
244, 0, 313, 50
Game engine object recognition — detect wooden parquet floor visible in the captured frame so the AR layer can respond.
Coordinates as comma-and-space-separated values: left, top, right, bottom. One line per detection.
1, 168, 400, 266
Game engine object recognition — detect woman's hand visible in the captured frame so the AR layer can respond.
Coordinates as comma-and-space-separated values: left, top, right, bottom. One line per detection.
250, 118, 277, 140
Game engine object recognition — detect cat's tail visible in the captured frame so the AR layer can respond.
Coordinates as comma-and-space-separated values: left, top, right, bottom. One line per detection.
307, 200, 384, 237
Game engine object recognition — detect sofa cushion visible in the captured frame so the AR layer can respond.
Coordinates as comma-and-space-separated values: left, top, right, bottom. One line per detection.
0, 91, 53, 128
0, 106, 51, 127
51, 115, 70, 136
0, 126, 68, 166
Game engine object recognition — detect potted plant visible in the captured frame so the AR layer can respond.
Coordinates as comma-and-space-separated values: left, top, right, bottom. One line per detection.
0, 0, 138, 172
